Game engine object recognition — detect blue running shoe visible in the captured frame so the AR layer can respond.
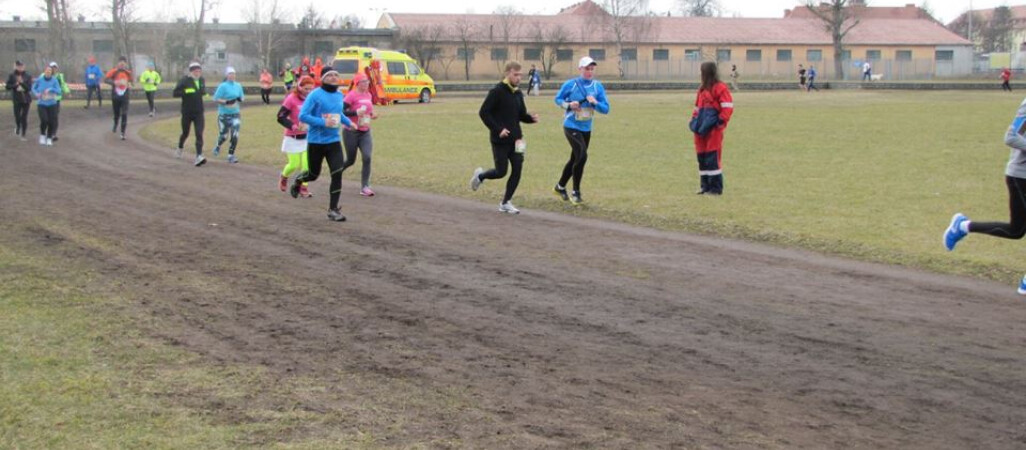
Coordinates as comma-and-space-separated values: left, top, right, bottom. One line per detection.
944, 213, 968, 251
212, 145, 221, 157
1018, 275, 1026, 295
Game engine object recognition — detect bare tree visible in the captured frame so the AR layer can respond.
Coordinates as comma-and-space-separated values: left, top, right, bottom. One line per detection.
399, 24, 445, 74
804, 0, 861, 79
192, 0, 218, 60
451, 16, 479, 81
982, 6, 1014, 53
338, 14, 363, 29
531, 20, 571, 79
41, 0, 74, 64
493, 5, 523, 70
602, 0, 652, 78
675, 0, 720, 17
246, 0, 290, 69
947, 10, 981, 50
109, 0, 137, 61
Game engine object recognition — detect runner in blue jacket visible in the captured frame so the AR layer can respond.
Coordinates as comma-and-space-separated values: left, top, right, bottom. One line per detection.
212, 66, 244, 162
84, 56, 104, 108
552, 56, 610, 205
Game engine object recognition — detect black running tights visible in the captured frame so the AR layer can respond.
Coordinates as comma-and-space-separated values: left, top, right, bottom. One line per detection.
970, 175, 1026, 239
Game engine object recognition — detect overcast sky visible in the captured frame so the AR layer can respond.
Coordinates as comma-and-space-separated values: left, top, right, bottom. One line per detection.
0, 0, 1002, 29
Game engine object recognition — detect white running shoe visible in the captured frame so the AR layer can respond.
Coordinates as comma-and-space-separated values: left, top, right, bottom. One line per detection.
470, 167, 484, 191
38, 135, 46, 145
45, 138, 53, 146
194, 155, 207, 167
499, 201, 520, 214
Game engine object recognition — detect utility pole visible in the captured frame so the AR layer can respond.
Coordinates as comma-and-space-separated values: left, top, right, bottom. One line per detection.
968, 0, 973, 48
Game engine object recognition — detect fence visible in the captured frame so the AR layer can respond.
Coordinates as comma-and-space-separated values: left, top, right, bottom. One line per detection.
617, 58, 961, 81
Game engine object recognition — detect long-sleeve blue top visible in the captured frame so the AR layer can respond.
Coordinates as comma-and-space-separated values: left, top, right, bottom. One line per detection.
553, 77, 610, 132
299, 87, 354, 144
32, 75, 62, 107
85, 64, 104, 87
213, 80, 245, 115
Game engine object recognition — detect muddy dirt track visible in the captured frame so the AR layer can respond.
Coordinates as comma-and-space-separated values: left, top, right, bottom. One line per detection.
2, 107, 1026, 449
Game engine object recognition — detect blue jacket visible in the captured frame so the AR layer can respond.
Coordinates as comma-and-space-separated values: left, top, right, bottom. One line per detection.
213, 80, 245, 115
85, 64, 104, 87
553, 77, 610, 132
32, 75, 62, 106
299, 87, 354, 144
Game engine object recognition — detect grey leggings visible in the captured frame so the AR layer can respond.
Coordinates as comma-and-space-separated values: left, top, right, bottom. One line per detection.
342, 129, 373, 187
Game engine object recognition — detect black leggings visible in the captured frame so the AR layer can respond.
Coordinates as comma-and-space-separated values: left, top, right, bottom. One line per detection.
297, 141, 344, 210
559, 128, 591, 192
480, 140, 523, 203
260, 88, 271, 104
112, 95, 129, 133
86, 85, 102, 107
178, 111, 205, 156
969, 176, 1026, 239
145, 91, 155, 112
37, 104, 57, 138
13, 102, 29, 136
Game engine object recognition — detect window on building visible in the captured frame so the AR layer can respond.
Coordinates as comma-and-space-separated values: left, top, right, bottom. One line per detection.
524, 48, 542, 60
620, 48, 637, 61
556, 49, 573, 61
387, 61, 406, 76
216, 51, 227, 61
841, 50, 852, 61
685, 49, 701, 61
313, 41, 334, 56
776, 49, 792, 62
652, 49, 670, 61
896, 50, 912, 61
589, 48, 606, 61
14, 39, 35, 52
935, 50, 954, 61
457, 47, 475, 61
93, 40, 114, 52
866, 49, 881, 60
746, 49, 762, 62
424, 48, 441, 60
807, 49, 822, 61
716, 49, 731, 61
491, 47, 508, 61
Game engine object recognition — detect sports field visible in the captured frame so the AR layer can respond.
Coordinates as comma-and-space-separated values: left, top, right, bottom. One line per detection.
143, 90, 1022, 282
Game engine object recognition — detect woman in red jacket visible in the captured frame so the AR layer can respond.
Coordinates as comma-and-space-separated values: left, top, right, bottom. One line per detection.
690, 62, 734, 195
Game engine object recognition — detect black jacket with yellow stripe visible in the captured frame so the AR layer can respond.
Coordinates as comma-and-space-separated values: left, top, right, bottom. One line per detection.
172, 76, 207, 114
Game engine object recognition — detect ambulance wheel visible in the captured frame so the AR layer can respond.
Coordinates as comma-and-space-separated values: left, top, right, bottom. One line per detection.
419, 89, 431, 103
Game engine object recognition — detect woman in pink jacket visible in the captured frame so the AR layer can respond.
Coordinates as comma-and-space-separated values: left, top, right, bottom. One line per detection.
342, 72, 379, 196
276, 76, 315, 197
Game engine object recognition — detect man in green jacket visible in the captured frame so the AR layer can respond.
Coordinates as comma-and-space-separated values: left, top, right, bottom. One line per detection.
139, 62, 162, 117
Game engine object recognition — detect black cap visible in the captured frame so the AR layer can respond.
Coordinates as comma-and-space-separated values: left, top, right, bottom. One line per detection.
14, 60, 23, 66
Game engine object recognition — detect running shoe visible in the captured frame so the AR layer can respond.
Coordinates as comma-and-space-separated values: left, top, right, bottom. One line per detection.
553, 185, 569, 201
51, 136, 58, 142
499, 201, 520, 214
360, 186, 375, 197
174, 147, 183, 159
194, 154, 206, 167
944, 213, 968, 251
570, 191, 583, 205
695, 188, 707, 195
148, 111, 154, 117
227, 155, 239, 164
289, 181, 301, 198
299, 185, 313, 198
1018, 275, 1026, 295
327, 209, 347, 222
120, 133, 125, 141
38, 135, 46, 145
19, 135, 26, 142
279, 176, 288, 192
45, 138, 53, 146
470, 167, 484, 191
212, 146, 221, 157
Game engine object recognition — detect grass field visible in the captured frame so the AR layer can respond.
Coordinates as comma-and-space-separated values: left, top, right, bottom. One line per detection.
141, 90, 1025, 283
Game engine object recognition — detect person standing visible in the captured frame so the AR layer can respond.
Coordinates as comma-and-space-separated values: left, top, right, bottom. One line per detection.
280, 62, 295, 91
84, 56, 104, 109
172, 62, 207, 166
551, 56, 609, 205
527, 64, 541, 96
45, 62, 69, 142
259, 68, 273, 104
469, 61, 539, 214
728, 64, 740, 92
31, 65, 61, 146
689, 61, 734, 195
797, 64, 807, 90
289, 69, 355, 222
139, 62, 162, 116
342, 72, 380, 197
862, 60, 872, 81
806, 65, 820, 92
277, 76, 315, 198
104, 56, 133, 140
212, 66, 244, 163
944, 95, 1026, 294
1002, 67, 1013, 92
5, 60, 32, 141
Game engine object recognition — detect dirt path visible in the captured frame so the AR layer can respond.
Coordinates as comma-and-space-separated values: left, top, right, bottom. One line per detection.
2, 107, 1025, 448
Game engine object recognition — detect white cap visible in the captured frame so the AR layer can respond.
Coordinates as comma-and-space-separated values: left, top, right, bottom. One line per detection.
578, 56, 597, 68
48, 61, 58, 68
225, 66, 236, 75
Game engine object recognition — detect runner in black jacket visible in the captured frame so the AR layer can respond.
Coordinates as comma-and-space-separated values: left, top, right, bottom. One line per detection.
173, 62, 208, 166
5, 60, 32, 140
469, 61, 539, 214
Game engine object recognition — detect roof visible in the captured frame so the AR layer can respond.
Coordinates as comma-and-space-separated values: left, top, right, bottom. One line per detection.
382, 13, 971, 46
785, 3, 936, 21
948, 6, 1026, 27
557, 0, 610, 16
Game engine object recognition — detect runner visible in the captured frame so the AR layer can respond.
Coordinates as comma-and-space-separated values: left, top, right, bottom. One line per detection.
84, 56, 103, 109
1002, 67, 1013, 92
104, 56, 133, 140
807, 65, 820, 92
342, 72, 380, 197
280, 62, 295, 91
31, 65, 61, 146
944, 95, 1026, 294
469, 61, 539, 214
551, 56, 609, 205
44, 62, 69, 142
277, 76, 315, 198
172, 62, 208, 166
527, 64, 541, 96
5, 60, 32, 141
797, 64, 807, 90
212, 66, 243, 163
689, 61, 734, 195
139, 62, 162, 116
259, 68, 273, 104
289, 69, 355, 222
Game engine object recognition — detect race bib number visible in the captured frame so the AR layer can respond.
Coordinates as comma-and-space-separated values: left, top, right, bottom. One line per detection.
515, 139, 526, 154
574, 108, 593, 121
87, 74, 95, 80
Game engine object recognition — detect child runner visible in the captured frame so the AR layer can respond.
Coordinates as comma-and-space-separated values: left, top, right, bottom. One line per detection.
139, 62, 162, 116
84, 56, 103, 109
31, 65, 61, 146
470, 61, 540, 214
212, 66, 243, 163
277, 76, 314, 198
944, 95, 1026, 294
259, 68, 273, 104
289, 69, 355, 222
551, 56, 609, 205
5, 60, 32, 141
342, 72, 380, 197
690, 61, 734, 195
172, 62, 207, 166
104, 56, 133, 140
